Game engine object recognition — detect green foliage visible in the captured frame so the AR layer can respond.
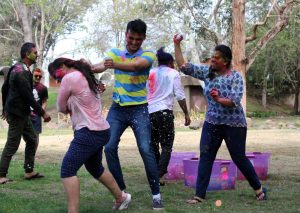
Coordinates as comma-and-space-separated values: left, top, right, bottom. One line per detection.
246, 6, 300, 111
0, 0, 97, 66
47, 88, 58, 110
246, 111, 277, 118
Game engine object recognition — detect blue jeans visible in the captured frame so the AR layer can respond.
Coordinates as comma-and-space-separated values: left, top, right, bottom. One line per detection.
195, 121, 261, 199
105, 102, 160, 195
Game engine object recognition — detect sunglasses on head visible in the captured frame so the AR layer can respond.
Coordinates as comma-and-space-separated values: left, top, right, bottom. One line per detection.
34, 75, 42, 79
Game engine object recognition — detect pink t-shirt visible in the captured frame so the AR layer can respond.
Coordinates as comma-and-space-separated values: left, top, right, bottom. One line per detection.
57, 70, 109, 131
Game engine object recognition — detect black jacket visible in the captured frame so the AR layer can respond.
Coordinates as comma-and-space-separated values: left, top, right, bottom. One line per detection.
3, 62, 45, 118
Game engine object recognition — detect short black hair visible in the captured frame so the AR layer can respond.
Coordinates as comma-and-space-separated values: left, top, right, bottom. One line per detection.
126, 19, 147, 35
157, 47, 174, 66
20, 42, 36, 59
215, 44, 232, 68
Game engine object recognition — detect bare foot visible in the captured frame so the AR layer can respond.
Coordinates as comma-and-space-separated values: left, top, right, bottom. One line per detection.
0, 177, 14, 184
24, 172, 44, 180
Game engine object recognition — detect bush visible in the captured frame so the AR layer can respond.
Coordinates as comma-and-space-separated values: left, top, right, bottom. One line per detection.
246, 111, 277, 118
47, 88, 58, 110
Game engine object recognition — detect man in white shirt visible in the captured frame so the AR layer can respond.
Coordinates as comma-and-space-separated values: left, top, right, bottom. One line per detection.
147, 47, 191, 185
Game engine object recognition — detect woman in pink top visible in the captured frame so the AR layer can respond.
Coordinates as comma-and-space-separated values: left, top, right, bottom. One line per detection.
48, 58, 131, 212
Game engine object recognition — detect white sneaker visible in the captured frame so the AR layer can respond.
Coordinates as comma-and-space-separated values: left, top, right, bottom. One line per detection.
113, 192, 132, 211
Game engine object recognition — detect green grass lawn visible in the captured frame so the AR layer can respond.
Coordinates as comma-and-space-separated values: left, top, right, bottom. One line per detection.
1, 160, 299, 213
1, 127, 300, 213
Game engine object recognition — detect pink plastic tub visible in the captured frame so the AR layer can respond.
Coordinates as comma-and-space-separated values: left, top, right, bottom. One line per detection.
237, 152, 271, 180
165, 152, 197, 180
183, 158, 237, 191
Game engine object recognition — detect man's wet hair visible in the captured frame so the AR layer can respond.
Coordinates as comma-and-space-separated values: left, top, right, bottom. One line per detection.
156, 47, 174, 66
126, 19, 147, 35
20, 42, 36, 59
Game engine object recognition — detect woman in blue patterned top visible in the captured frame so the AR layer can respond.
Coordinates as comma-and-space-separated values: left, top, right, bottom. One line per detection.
173, 34, 267, 203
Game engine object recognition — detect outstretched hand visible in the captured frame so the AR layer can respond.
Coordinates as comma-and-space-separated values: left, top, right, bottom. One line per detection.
104, 57, 114, 69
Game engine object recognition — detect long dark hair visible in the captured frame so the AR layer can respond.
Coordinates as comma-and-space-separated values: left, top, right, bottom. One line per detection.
48, 58, 98, 94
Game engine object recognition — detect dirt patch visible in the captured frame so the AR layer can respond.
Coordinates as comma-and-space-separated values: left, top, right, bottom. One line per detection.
1, 128, 299, 177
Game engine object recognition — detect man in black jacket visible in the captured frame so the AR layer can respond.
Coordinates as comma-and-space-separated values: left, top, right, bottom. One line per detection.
0, 42, 51, 184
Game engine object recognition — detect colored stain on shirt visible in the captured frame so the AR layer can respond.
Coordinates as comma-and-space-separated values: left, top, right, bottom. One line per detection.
105, 47, 156, 106
130, 75, 141, 84
147, 65, 185, 114
57, 70, 109, 131
148, 72, 156, 96
12, 64, 24, 73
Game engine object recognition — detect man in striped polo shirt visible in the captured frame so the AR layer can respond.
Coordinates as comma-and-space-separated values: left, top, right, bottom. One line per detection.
92, 19, 163, 210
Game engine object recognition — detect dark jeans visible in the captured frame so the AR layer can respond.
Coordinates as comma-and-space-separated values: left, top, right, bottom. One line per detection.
196, 121, 261, 199
30, 115, 42, 134
150, 110, 175, 178
0, 113, 37, 176
104, 102, 160, 195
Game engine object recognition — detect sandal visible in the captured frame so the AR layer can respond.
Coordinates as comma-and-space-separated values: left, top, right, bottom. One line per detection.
0, 178, 14, 184
159, 179, 166, 186
24, 172, 45, 180
186, 196, 205, 204
256, 187, 267, 201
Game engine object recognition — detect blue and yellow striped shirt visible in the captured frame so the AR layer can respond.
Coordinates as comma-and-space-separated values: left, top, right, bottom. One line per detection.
106, 47, 156, 106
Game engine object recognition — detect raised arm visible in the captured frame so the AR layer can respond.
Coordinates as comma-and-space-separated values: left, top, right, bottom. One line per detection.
173, 34, 187, 68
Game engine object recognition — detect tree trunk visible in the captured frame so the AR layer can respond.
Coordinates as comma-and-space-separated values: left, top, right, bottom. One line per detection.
17, 2, 33, 43
232, 0, 247, 111
294, 55, 300, 114
262, 64, 268, 109
294, 87, 299, 115
36, 7, 46, 68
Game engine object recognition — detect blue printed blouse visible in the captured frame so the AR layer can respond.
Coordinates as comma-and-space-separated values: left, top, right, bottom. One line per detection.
181, 63, 247, 127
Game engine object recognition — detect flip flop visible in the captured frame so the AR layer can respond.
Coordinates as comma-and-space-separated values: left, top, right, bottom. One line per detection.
256, 187, 267, 201
0, 178, 14, 184
25, 173, 45, 180
186, 196, 205, 204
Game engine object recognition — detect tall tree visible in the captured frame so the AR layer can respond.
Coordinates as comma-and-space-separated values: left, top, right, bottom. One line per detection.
0, 0, 96, 67
232, 0, 297, 109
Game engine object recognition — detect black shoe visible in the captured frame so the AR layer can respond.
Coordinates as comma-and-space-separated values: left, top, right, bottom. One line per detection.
152, 198, 164, 210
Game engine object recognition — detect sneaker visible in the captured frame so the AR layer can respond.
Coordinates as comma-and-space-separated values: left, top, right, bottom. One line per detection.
113, 192, 131, 210
152, 198, 164, 210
